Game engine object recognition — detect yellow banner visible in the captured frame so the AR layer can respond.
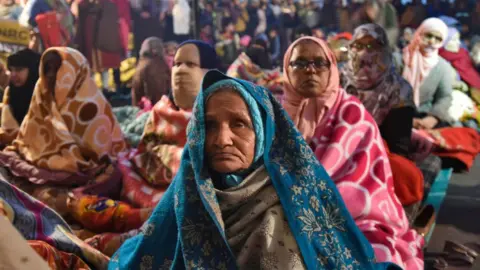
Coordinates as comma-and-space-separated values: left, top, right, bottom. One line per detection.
0, 20, 30, 46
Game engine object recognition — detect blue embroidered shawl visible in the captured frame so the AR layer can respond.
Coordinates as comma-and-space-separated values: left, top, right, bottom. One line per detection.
109, 70, 399, 270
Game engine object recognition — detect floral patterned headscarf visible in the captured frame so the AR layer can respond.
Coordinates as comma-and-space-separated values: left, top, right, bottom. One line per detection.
342, 24, 414, 125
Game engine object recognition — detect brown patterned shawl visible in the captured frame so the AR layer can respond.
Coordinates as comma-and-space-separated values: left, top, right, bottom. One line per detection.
5, 47, 126, 173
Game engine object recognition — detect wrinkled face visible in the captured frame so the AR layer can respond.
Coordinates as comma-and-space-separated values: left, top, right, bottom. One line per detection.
349, 35, 387, 88
420, 30, 444, 54
9, 66, 29, 87
287, 40, 331, 98
205, 89, 256, 174
445, 32, 461, 53
172, 44, 206, 110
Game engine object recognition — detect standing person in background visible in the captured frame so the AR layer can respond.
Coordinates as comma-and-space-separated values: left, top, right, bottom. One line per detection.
233, 0, 249, 36
268, 25, 281, 65
172, 0, 191, 42
366, 0, 399, 49
130, 0, 164, 59
281, 0, 297, 48
426, 0, 444, 18
75, 0, 130, 91
161, 0, 175, 42
351, 0, 399, 49
270, 0, 281, 23
453, 0, 473, 39
245, 0, 259, 37
321, 0, 338, 32
216, 18, 240, 71
19, 0, 75, 45
336, 0, 351, 32
262, 0, 277, 27
299, 0, 322, 30
471, 2, 480, 39
400, 0, 426, 29
200, 0, 214, 30
0, 0, 22, 20
254, 0, 267, 36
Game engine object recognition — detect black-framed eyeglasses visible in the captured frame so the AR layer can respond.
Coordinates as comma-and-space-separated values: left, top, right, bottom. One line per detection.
289, 59, 330, 70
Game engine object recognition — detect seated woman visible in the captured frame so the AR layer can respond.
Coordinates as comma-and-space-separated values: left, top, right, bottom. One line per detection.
0, 49, 41, 146
109, 70, 399, 270
227, 37, 283, 100
114, 37, 171, 147
341, 24, 432, 208
131, 37, 171, 106
342, 24, 415, 156
83, 40, 220, 256
402, 18, 456, 129
0, 47, 127, 221
439, 27, 480, 104
282, 36, 423, 269
126, 40, 219, 206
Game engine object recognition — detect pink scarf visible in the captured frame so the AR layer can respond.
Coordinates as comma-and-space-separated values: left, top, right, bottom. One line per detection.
311, 90, 424, 269
282, 37, 340, 143
282, 37, 424, 268
402, 18, 448, 106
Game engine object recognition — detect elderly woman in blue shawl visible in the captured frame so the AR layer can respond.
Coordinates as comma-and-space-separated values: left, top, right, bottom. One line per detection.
109, 71, 399, 269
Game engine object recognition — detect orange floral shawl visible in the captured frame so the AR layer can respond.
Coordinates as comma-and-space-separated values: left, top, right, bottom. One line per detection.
131, 95, 190, 186
6, 47, 126, 173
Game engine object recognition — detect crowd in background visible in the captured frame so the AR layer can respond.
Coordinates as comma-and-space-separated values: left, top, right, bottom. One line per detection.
0, 0, 480, 270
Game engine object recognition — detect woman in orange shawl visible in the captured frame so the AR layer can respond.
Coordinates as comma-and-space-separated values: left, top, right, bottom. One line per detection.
0, 47, 137, 230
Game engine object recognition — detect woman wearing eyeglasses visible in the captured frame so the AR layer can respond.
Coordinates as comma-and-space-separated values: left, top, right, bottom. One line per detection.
282, 36, 424, 270
403, 18, 456, 130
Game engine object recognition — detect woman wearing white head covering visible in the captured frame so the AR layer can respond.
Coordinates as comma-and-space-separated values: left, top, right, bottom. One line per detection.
402, 18, 457, 129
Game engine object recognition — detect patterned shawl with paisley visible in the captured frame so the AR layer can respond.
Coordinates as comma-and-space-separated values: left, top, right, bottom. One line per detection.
3, 47, 126, 176
109, 71, 397, 270
342, 24, 415, 125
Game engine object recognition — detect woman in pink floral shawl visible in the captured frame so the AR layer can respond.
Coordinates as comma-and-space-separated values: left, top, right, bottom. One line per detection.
282, 36, 424, 269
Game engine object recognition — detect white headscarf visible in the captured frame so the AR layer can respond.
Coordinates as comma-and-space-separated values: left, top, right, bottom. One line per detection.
173, 0, 191, 35
402, 18, 448, 106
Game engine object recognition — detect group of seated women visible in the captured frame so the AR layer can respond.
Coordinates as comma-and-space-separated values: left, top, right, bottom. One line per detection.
1, 16, 480, 270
